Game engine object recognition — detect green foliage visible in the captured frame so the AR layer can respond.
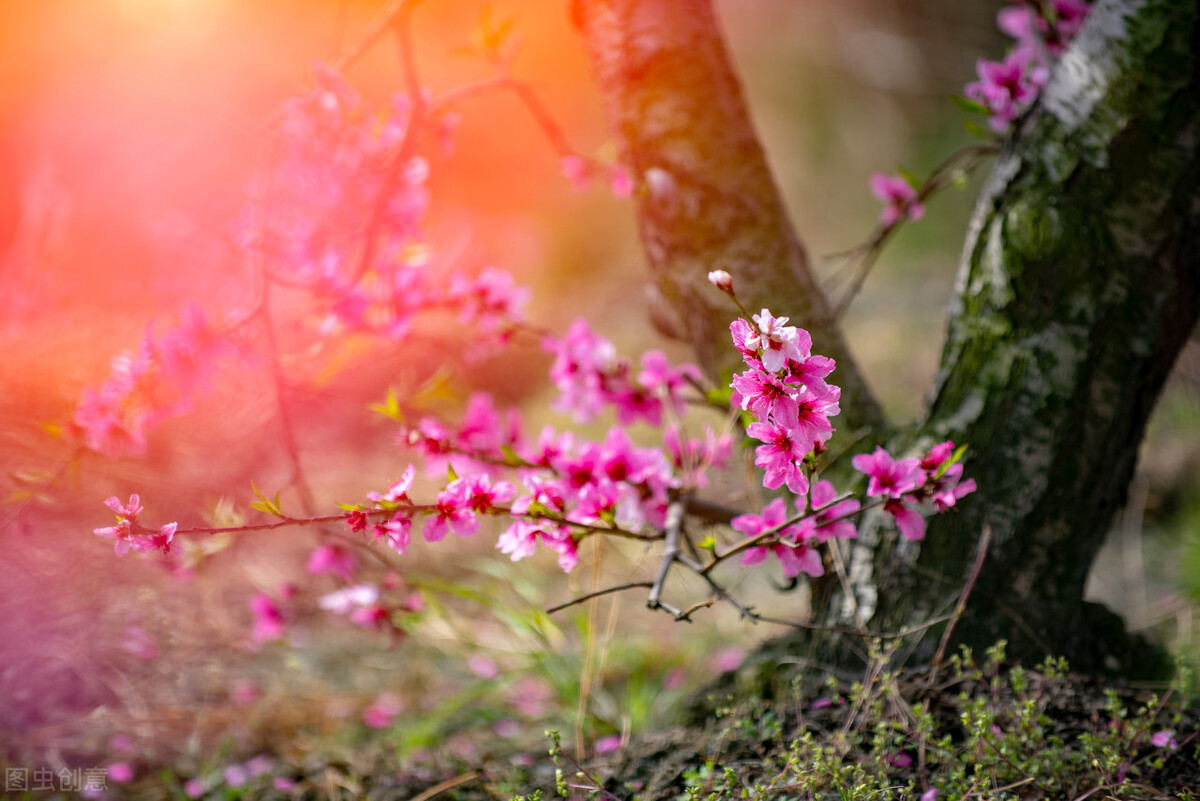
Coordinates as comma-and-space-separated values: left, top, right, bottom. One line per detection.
614, 642, 1196, 801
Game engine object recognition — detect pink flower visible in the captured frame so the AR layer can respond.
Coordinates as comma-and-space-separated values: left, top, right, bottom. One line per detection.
468, 654, 500, 679
965, 48, 1048, 131
375, 511, 412, 554
594, 734, 622, 755
94, 519, 135, 555
363, 694, 402, 728
747, 421, 810, 495
1151, 729, 1177, 750
249, 592, 287, 643
368, 464, 416, 504
183, 777, 208, 798
732, 367, 802, 428
423, 481, 478, 541
751, 309, 810, 373
852, 447, 923, 499
733, 498, 823, 578
307, 544, 358, 581
884, 498, 926, 541
121, 624, 158, 660
797, 480, 860, 542
460, 474, 517, 514
711, 647, 745, 672
609, 166, 634, 198
707, 270, 734, 294
730, 318, 762, 361
561, 155, 590, 189
231, 678, 259, 706
870, 173, 924, 226
104, 494, 144, 519
108, 762, 134, 783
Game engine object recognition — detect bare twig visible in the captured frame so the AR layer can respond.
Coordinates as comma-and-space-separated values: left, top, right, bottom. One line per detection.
647, 497, 686, 611
928, 524, 993, 685
409, 771, 481, 801
832, 143, 999, 319
545, 582, 654, 615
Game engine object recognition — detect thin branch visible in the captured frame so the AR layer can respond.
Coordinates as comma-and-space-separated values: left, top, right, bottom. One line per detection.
327, 0, 408, 74
928, 524, 993, 685
647, 497, 685, 611
832, 143, 999, 319
409, 771, 481, 801
545, 582, 654, 615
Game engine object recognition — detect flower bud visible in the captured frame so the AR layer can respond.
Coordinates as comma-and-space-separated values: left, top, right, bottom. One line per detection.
707, 270, 734, 294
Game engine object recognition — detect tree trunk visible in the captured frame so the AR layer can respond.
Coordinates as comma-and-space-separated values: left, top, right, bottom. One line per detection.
569, 0, 885, 438
575, 0, 1200, 677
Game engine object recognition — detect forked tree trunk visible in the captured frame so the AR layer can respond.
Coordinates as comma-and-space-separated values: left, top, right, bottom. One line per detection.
574, 0, 1200, 676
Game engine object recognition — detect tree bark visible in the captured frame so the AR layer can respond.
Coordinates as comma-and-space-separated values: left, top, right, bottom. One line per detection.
576, 0, 1200, 676
570, 0, 885, 438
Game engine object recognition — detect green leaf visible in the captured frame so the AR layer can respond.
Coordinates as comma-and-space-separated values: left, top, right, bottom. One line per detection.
249, 481, 282, 517
368, 387, 404, 421
964, 118, 994, 140
698, 535, 716, 551
706, 385, 734, 407
896, 167, 922, 189
934, 443, 969, 479
500, 444, 525, 467
950, 94, 987, 114
447, 464, 459, 482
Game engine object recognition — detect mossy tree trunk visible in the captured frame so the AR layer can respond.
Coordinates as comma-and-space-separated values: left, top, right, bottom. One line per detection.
574, 0, 1200, 676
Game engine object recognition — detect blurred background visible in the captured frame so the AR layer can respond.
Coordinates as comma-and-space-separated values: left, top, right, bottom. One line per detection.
1, 0, 1198, 794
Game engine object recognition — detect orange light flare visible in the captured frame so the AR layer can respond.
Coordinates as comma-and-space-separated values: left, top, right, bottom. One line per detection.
0, 0, 606, 744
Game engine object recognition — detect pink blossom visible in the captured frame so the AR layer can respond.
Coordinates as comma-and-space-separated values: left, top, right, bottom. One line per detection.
546, 318, 618, 421
368, 464, 416, 504
375, 511, 412, 554
108, 762, 134, 783
870, 173, 925, 226
122, 624, 158, 660
307, 544, 358, 581
797, 480, 860, 542
319, 584, 380, 615
663, 425, 732, 489
637, 350, 700, 414
231, 678, 259, 706
711, 647, 745, 672
1151, 729, 1177, 750
561, 155, 590, 189
965, 48, 1048, 131
468, 654, 500, 679
791, 385, 840, 452
363, 694, 402, 728
460, 474, 517, 513
594, 734, 622, 755
733, 498, 823, 578
707, 270, 734, 294
609, 166, 634, 198
730, 318, 762, 361
508, 677, 554, 716
732, 367, 802, 428
423, 481, 478, 541
249, 592, 287, 643
104, 494, 144, 519
746, 421, 810, 495
884, 498, 926, 541
751, 309, 810, 373
94, 519, 135, 555
852, 447, 923, 499
449, 267, 530, 332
